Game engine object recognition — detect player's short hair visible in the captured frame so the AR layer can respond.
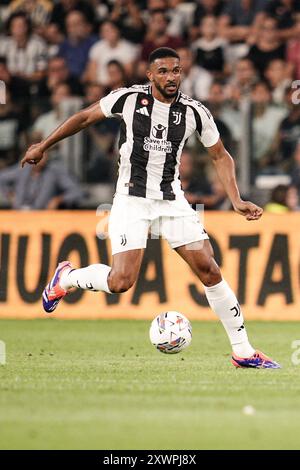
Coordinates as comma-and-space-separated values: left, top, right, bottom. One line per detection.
149, 47, 180, 64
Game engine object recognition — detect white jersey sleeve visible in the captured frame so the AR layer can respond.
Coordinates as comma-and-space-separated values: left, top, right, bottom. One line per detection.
99, 87, 132, 118
195, 103, 220, 148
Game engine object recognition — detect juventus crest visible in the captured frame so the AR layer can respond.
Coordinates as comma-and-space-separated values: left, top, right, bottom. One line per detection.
172, 111, 182, 125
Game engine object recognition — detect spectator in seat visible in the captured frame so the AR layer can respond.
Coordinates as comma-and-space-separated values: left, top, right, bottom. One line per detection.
166, 0, 196, 40
36, 56, 83, 107
226, 57, 258, 99
263, 0, 300, 40
106, 60, 128, 92
0, 56, 30, 114
247, 17, 286, 77
192, 15, 226, 77
110, 0, 145, 44
179, 149, 212, 203
0, 88, 28, 169
58, 10, 97, 80
84, 20, 138, 86
264, 59, 292, 105
286, 13, 300, 80
31, 82, 73, 147
218, 0, 266, 43
82, 83, 120, 183
286, 184, 299, 211
177, 46, 212, 101
0, 12, 48, 81
7, 0, 53, 34
264, 184, 299, 213
206, 81, 239, 148
251, 81, 287, 170
49, 0, 95, 35
264, 88, 300, 172
0, 152, 83, 210
140, 9, 184, 62
179, 149, 228, 209
193, 0, 225, 25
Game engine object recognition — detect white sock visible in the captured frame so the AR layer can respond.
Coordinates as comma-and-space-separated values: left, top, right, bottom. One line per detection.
204, 279, 255, 358
60, 264, 112, 294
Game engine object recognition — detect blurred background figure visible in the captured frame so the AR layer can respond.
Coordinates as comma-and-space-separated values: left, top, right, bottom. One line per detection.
274, 88, 300, 171
110, 0, 145, 44
0, 11, 48, 81
166, 0, 195, 40
140, 9, 183, 62
205, 81, 236, 150
0, 152, 83, 209
246, 17, 286, 77
0, 55, 30, 113
264, 183, 299, 212
48, 0, 95, 36
192, 15, 226, 78
0, 88, 28, 169
84, 20, 138, 86
264, 58, 292, 105
177, 46, 212, 101
36, 56, 83, 105
82, 82, 120, 183
179, 148, 228, 209
105, 60, 128, 92
226, 58, 258, 99
7, 0, 53, 34
57, 10, 97, 80
251, 81, 287, 171
219, 0, 265, 44
287, 12, 300, 79
31, 82, 73, 142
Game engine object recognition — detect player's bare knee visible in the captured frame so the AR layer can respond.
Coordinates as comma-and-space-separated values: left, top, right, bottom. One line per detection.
108, 270, 136, 293
198, 261, 222, 287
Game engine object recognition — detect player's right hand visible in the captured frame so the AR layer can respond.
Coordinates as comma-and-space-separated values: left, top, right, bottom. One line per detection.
21, 143, 45, 168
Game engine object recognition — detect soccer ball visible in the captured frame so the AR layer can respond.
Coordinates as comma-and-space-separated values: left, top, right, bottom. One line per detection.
149, 311, 192, 354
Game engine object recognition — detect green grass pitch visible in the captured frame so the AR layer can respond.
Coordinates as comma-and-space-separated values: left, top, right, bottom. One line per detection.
0, 319, 300, 450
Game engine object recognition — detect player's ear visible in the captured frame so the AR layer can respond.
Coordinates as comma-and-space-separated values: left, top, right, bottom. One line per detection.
146, 68, 153, 83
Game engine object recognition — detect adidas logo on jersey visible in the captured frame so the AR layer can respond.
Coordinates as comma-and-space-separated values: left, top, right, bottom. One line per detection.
136, 106, 149, 116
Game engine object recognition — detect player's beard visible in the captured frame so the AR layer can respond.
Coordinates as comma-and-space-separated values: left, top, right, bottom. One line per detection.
153, 79, 179, 99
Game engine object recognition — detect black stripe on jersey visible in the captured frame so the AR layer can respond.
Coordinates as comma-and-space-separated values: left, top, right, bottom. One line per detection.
188, 105, 203, 136
118, 120, 126, 150
128, 94, 154, 198
160, 104, 187, 200
111, 92, 135, 114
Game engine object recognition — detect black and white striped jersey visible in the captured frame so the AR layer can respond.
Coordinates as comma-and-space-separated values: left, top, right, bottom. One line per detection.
99, 84, 219, 200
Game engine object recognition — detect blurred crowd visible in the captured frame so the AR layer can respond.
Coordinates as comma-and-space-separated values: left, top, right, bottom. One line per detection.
0, 0, 299, 211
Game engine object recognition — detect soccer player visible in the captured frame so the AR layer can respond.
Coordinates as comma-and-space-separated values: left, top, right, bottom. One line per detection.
22, 47, 280, 369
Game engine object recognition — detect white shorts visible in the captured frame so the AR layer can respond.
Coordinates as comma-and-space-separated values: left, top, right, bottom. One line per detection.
108, 193, 209, 255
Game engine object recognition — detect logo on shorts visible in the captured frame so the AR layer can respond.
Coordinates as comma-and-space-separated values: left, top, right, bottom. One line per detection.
120, 234, 127, 246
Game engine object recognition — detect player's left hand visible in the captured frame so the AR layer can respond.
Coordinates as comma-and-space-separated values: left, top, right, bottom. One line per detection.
233, 200, 263, 220
21, 143, 45, 168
